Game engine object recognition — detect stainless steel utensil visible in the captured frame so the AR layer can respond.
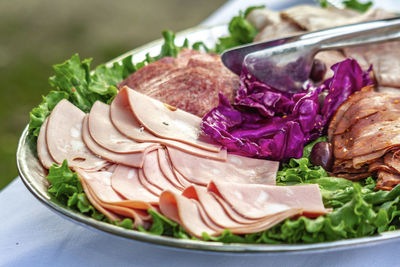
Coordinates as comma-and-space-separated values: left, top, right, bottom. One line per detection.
222, 17, 400, 93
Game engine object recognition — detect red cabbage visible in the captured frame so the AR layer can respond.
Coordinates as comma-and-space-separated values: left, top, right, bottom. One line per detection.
201, 58, 373, 160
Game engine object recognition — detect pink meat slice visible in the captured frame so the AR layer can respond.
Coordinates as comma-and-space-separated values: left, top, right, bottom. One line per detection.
157, 148, 185, 190
172, 167, 194, 188
88, 101, 157, 154
82, 115, 160, 168
159, 190, 220, 238
110, 165, 158, 205
142, 150, 182, 194
124, 86, 221, 153
37, 117, 55, 169
110, 87, 227, 161
208, 181, 328, 220
182, 186, 243, 229
138, 168, 163, 196
75, 167, 154, 212
167, 146, 278, 186
79, 175, 122, 222
75, 168, 151, 227
46, 99, 108, 170
161, 188, 301, 237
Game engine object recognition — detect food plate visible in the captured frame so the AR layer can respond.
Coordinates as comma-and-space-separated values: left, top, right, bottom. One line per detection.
16, 24, 400, 253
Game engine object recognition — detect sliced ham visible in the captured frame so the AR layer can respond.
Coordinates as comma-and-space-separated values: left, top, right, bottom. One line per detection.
88, 101, 157, 154
141, 150, 182, 194
79, 173, 121, 222
124, 86, 221, 153
37, 117, 55, 169
167, 146, 278, 186
110, 87, 227, 161
208, 181, 329, 219
159, 190, 219, 238
46, 99, 108, 170
138, 168, 163, 196
110, 165, 158, 205
75, 168, 151, 227
82, 115, 159, 168
75, 168, 154, 212
182, 186, 243, 229
157, 148, 185, 190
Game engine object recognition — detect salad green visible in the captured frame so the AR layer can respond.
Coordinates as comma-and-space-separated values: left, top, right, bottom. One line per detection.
28, 4, 400, 244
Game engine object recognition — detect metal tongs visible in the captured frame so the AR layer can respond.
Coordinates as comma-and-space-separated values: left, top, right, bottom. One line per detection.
221, 16, 400, 93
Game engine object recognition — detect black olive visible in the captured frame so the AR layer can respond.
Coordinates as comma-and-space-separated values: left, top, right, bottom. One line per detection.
310, 59, 327, 83
310, 141, 333, 171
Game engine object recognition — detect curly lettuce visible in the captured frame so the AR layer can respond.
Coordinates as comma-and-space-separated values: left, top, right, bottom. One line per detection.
28, 31, 188, 142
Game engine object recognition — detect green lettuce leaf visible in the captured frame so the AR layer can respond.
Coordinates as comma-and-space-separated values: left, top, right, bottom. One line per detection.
319, 0, 372, 12
46, 160, 104, 220
343, 0, 372, 12
139, 210, 191, 239
214, 6, 261, 53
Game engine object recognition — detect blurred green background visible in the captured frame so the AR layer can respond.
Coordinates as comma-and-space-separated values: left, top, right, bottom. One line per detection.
0, 0, 226, 190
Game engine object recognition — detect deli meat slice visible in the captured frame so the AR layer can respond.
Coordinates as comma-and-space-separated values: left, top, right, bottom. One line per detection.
110, 87, 227, 161
75, 168, 152, 227
119, 48, 239, 117
159, 190, 219, 238
157, 148, 185, 190
182, 186, 243, 229
110, 165, 158, 205
208, 181, 329, 219
79, 174, 122, 222
88, 101, 156, 154
46, 99, 108, 170
328, 86, 374, 141
167, 147, 278, 186
37, 118, 55, 169
125, 87, 221, 153
160, 182, 327, 238
141, 150, 182, 194
82, 115, 159, 168
344, 42, 400, 88
376, 171, 400, 191
75, 168, 154, 211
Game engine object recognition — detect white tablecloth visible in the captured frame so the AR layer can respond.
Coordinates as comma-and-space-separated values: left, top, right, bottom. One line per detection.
2, 1, 399, 266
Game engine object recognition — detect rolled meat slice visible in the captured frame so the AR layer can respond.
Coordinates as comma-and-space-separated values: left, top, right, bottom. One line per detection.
82, 115, 159, 168
167, 146, 278, 186
88, 101, 157, 154
46, 99, 108, 170
37, 117, 55, 169
110, 87, 227, 161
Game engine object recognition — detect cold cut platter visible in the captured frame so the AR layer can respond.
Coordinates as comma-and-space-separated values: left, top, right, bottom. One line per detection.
17, 4, 400, 253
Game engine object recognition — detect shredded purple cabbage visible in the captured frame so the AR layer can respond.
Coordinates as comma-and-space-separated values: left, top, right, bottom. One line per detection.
201, 58, 373, 160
